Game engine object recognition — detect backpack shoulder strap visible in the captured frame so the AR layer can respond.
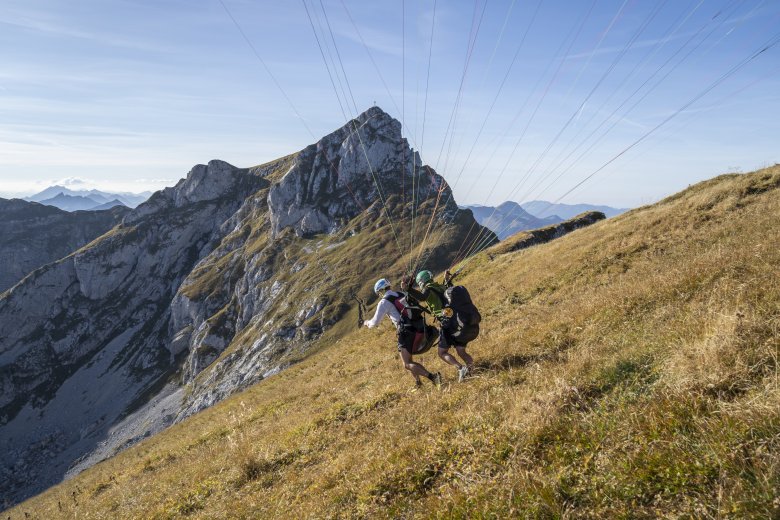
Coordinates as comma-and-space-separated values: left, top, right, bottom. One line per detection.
383, 293, 399, 303
383, 292, 409, 318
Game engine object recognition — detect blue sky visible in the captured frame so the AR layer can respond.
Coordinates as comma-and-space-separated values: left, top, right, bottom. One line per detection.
1, 0, 778, 207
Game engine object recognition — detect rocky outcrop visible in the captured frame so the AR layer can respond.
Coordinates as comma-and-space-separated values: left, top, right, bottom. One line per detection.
0, 199, 128, 292
172, 108, 467, 419
269, 106, 430, 237
491, 211, 606, 255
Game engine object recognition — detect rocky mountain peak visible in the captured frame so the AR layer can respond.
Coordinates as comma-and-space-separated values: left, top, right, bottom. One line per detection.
174, 159, 241, 205
497, 201, 521, 211
125, 160, 248, 224
268, 106, 434, 237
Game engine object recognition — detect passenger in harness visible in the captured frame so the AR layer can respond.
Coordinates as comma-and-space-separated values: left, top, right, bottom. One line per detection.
364, 278, 442, 388
407, 270, 479, 382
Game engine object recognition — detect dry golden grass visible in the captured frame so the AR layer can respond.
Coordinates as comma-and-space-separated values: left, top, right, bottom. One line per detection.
8, 166, 780, 519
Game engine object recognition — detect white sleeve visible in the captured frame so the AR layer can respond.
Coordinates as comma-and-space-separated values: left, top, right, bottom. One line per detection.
364, 299, 391, 328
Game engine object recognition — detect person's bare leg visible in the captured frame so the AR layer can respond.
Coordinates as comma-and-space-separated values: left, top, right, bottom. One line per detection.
438, 347, 462, 371
455, 346, 473, 369
400, 349, 431, 381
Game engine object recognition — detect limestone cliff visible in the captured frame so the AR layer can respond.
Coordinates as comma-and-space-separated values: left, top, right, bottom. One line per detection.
0, 199, 128, 292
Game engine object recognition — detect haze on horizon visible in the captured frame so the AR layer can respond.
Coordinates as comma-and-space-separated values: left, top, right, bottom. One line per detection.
1, 0, 778, 208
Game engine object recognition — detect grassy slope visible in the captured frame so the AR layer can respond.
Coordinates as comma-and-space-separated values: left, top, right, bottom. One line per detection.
9, 166, 779, 519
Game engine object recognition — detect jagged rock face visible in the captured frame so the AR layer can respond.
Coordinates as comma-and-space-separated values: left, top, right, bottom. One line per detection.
0, 199, 128, 292
269, 106, 433, 237
0, 108, 493, 506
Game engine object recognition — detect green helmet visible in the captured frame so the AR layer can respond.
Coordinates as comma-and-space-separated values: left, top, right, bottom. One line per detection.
415, 270, 433, 286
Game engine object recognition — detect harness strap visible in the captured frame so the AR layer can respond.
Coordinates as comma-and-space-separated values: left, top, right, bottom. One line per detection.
383, 293, 409, 319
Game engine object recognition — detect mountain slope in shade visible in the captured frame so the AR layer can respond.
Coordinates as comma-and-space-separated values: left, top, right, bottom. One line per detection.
0, 107, 496, 506
0, 159, 277, 506
521, 200, 628, 220
465, 201, 562, 239
0, 199, 129, 292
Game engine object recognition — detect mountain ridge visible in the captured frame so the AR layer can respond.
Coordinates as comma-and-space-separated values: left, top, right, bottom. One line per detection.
465, 200, 629, 240
91, 199, 128, 210
37, 193, 108, 211
26, 186, 151, 210
521, 200, 628, 219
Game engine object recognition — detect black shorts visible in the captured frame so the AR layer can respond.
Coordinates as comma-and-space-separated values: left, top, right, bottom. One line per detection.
439, 324, 479, 350
397, 326, 417, 352
438, 328, 464, 350
397, 322, 434, 353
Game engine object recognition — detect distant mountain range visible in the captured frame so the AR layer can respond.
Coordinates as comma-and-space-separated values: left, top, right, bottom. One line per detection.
465, 200, 628, 239
465, 202, 562, 240
520, 200, 628, 220
25, 186, 152, 211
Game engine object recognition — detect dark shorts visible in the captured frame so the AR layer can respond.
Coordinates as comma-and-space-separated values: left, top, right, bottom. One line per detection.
397, 326, 417, 352
398, 324, 437, 354
438, 329, 465, 350
439, 323, 479, 350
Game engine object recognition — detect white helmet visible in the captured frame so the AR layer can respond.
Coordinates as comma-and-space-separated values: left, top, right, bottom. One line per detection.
373, 278, 391, 294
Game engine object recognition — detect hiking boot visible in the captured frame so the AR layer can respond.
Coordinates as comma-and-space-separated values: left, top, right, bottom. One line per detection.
432, 372, 442, 387
458, 365, 469, 382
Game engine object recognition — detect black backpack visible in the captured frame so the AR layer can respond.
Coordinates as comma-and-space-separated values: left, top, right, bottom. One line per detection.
433, 285, 481, 343
444, 285, 481, 327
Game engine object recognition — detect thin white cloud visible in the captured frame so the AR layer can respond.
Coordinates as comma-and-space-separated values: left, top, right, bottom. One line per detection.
331, 20, 403, 57
612, 116, 651, 132
563, 32, 690, 61
0, 9, 176, 54
564, 1, 776, 62
132, 178, 176, 185
57, 177, 87, 186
